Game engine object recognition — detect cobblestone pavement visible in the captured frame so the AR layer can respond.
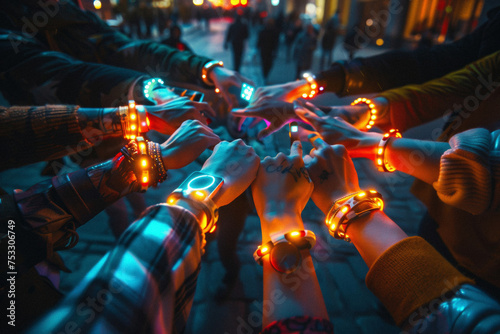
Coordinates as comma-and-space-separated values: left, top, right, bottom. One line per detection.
0, 19, 430, 334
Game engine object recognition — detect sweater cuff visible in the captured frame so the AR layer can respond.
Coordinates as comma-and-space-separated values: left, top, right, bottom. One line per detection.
366, 236, 474, 326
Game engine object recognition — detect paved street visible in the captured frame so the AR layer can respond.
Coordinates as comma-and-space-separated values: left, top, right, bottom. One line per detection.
0, 19, 429, 334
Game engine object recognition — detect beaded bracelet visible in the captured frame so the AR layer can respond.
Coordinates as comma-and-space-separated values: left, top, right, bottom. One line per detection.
325, 190, 384, 242
376, 129, 402, 172
302, 72, 324, 99
351, 97, 378, 130
147, 141, 168, 183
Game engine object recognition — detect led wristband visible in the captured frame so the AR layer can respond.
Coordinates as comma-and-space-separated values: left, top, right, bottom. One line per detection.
325, 190, 384, 242
119, 100, 150, 140
376, 129, 402, 172
166, 172, 224, 234
302, 72, 324, 99
202, 60, 224, 87
253, 230, 316, 273
351, 97, 378, 130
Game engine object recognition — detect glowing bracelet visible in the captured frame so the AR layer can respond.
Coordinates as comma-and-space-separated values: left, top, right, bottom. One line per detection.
302, 72, 324, 99
143, 78, 166, 102
202, 60, 224, 87
136, 137, 151, 192
325, 190, 383, 242
351, 97, 378, 130
253, 230, 316, 273
167, 190, 219, 234
376, 129, 402, 172
120, 100, 150, 140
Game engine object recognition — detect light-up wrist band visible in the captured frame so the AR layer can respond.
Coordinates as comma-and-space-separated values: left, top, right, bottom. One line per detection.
351, 97, 378, 130
253, 230, 316, 273
143, 78, 167, 103
301, 73, 324, 99
376, 129, 401, 172
119, 100, 150, 140
325, 190, 384, 242
202, 60, 224, 87
166, 172, 223, 234
121, 137, 168, 193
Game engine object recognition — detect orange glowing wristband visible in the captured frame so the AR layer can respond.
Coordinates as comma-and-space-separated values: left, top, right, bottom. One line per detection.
119, 100, 149, 140
202, 60, 224, 87
351, 97, 378, 130
325, 190, 384, 242
253, 230, 316, 273
376, 129, 402, 172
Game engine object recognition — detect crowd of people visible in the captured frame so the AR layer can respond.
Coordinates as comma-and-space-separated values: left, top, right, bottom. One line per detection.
1, 0, 500, 333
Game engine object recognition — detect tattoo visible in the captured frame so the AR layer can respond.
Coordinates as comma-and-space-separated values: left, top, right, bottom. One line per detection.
319, 170, 332, 184
265, 159, 311, 182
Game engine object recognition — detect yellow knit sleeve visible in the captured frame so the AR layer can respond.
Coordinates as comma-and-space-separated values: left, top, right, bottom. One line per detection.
365, 236, 474, 326
433, 128, 493, 215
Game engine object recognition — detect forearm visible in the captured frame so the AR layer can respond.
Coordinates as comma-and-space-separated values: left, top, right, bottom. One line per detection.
349, 134, 449, 185
11, 154, 137, 267
385, 138, 450, 184
28, 204, 204, 334
260, 214, 328, 327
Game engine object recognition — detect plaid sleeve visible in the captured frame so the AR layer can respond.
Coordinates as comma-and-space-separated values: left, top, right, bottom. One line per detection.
28, 204, 203, 334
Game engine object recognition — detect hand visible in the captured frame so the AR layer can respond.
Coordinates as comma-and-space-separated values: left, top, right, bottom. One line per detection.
209, 67, 254, 110
161, 119, 220, 169
146, 97, 216, 135
295, 100, 382, 159
200, 139, 260, 207
305, 135, 361, 214
231, 100, 298, 139
249, 80, 311, 105
251, 141, 313, 230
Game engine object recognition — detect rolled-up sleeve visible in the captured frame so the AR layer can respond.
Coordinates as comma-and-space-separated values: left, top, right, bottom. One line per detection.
433, 128, 500, 215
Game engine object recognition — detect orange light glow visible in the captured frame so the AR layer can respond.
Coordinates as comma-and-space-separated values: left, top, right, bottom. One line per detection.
142, 176, 148, 183
290, 231, 300, 237
215, 88, 220, 93
141, 159, 147, 167
209, 225, 217, 233
377, 158, 383, 165
146, 117, 150, 127
260, 246, 269, 254
194, 191, 206, 199
378, 148, 383, 155
341, 206, 349, 214
131, 125, 136, 131
130, 114, 136, 120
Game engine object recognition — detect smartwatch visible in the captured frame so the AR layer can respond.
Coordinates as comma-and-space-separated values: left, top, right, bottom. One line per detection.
167, 172, 224, 233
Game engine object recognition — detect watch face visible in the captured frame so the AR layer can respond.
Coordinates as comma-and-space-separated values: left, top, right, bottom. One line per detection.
175, 172, 224, 200
269, 242, 301, 274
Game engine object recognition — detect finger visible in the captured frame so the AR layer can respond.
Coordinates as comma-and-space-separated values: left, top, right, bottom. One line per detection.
257, 126, 276, 140
308, 133, 329, 150
194, 102, 216, 118
304, 101, 326, 117
290, 140, 303, 157
294, 108, 320, 127
303, 154, 313, 165
296, 128, 317, 141
231, 107, 263, 117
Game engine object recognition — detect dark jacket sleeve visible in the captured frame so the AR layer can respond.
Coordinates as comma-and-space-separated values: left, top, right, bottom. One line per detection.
0, 105, 89, 171
0, 29, 149, 108
5, 1, 213, 86
317, 7, 500, 96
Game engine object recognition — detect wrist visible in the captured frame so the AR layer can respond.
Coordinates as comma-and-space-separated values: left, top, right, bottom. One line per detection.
260, 210, 304, 243
349, 132, 383, 160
